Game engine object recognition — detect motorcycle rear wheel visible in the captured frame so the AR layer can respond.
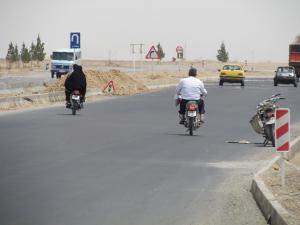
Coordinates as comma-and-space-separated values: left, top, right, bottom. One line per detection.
264, 124, 275, 147
71, 101, 77, 115
189, 117, 194, 136
72, 107, 76, 115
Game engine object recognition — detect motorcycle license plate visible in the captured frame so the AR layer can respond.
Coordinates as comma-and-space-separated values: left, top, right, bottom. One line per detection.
72, 95, 80, 100
188, 111, 197, 117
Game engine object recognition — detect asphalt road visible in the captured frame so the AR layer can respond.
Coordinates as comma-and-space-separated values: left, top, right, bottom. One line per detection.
1, 78, 300, 225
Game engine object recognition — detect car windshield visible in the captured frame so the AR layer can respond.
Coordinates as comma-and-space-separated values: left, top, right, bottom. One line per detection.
52, 52, 74, 61
223, 65, 241, 70
278, 68, 293, 73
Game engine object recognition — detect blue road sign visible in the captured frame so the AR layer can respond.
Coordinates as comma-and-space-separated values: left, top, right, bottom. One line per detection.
70, 32, 80, 49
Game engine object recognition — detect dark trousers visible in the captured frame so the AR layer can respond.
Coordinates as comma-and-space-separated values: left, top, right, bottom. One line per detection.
179, 99, 205, 115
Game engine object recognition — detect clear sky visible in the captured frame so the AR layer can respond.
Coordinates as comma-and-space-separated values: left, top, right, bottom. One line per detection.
0, 0, 299, 62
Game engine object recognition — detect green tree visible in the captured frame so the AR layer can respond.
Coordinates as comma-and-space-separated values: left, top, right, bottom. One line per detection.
35, 35, 46, 61
30, 41, 36, 61
21, 43, 31, 63
216, 42, 229, 62
157, 43, 165, 60
6, 42, 15, 63
13, 44, 20, 62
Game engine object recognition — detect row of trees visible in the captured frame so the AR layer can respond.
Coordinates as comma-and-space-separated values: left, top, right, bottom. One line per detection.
156, 42, 229, 62
5, 37, 228, 63
6, 35, 46, 64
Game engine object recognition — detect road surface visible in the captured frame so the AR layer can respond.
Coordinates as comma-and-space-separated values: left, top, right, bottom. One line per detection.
1, 79, 300, 225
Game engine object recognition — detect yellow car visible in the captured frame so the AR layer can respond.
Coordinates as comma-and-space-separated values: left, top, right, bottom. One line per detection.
219, 64, 245, 86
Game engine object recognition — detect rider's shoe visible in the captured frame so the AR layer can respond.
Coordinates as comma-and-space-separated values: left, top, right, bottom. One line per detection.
66, 102, 71, 108
200, 114, 205, 123
179, 118, 185, 125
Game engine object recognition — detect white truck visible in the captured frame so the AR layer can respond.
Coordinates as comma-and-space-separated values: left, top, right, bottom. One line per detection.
50, 48, 81, 78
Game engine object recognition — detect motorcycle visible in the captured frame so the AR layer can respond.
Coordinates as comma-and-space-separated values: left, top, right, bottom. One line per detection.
175, 95, 203, 136
250, 93, 285, 147
70, 90, 83, 115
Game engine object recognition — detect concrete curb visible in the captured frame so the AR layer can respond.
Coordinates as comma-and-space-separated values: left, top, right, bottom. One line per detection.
250, 136, 300, 225
0, 89, 102, 110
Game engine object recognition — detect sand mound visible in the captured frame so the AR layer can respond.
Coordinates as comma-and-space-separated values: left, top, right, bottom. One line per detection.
46, 70, 148, 95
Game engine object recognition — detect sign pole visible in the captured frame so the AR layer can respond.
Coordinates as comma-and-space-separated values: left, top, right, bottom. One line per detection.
145, 45, 159, 75
151, 59, 154, 75
133, 51, 136, 74
280, 153, 285, 187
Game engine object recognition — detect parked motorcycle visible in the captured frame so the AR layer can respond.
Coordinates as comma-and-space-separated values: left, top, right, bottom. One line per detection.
70, 90, 83, 115
250, 93, 285, 146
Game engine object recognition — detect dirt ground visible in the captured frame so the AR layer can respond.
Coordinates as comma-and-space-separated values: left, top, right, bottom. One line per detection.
46, 69, 148, 96
0, 59, 48, 76
262, 152, 300, 224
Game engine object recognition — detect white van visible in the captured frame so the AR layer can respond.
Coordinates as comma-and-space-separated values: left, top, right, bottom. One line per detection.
50, 48, 81, 78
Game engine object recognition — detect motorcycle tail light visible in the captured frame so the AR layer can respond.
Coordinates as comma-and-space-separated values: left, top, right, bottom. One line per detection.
188, 104, 197, 111
73, 90, 81, 95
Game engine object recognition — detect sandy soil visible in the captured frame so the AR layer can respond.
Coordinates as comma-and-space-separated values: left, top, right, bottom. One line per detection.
46, 69, 148, 96
262, 153, 300, 224
0, 59, 48, 76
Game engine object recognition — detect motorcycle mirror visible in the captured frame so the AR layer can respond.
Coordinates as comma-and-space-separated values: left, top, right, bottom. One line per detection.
218, 69, 221, 72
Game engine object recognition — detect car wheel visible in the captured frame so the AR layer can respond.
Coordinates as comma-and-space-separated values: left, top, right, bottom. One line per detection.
294, 81, 298, 87
219, 80, 223, 86
274, 80, 278, 86
241, 80, 245, 87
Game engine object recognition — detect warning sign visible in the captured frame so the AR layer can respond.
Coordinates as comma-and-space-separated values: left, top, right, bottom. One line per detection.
145, 46, 160, 59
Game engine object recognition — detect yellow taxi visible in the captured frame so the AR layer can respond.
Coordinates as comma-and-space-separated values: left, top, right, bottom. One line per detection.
219, 64, 245, 86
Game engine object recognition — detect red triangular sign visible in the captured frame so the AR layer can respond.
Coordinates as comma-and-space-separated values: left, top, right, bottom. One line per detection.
145, 46, 160, 59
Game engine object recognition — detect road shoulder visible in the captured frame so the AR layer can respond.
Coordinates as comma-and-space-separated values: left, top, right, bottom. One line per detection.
251, 136, 300, 225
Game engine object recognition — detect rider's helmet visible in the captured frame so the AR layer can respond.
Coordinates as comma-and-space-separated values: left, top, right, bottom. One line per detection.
189, 67, 197, 77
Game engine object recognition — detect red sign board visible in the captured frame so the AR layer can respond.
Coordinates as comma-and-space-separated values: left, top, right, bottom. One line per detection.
176, 46, 183, 53
275, 108, 290, 152
145, 46, 160, 59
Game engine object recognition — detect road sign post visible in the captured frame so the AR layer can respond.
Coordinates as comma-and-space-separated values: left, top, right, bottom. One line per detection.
70, 32, 81, 62
145, 45, 160, 75
275, 108, 290, 187
176, 46, 184, 59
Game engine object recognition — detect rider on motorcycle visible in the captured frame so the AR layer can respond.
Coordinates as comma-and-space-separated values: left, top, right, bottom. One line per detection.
176, 67, 207, 124
64, 64, 87, 108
